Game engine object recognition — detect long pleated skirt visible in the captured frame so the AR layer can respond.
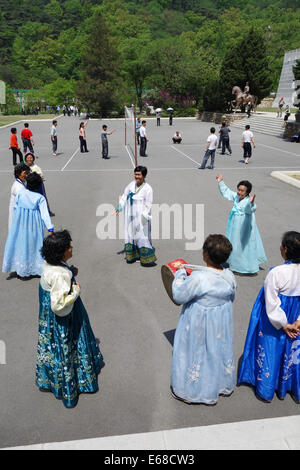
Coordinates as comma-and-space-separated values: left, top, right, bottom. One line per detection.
238, 288, 300, 402
36, 286, 103, 408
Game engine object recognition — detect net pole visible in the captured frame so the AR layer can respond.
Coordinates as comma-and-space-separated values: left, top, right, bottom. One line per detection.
125, 108, 127, 146
133, 105, 137, 167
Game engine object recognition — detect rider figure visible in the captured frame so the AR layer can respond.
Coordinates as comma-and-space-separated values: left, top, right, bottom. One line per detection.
243, 82, 250, 100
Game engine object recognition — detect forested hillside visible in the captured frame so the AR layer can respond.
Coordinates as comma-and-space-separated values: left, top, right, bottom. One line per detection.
0, 0, 299, 113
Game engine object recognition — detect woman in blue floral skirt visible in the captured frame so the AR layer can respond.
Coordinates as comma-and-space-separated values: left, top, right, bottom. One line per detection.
238, 231, 300, 402
36, 230, 103, 408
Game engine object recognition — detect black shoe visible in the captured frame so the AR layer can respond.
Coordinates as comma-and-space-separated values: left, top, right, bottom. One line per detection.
49, 211, 55, 217
198, 167, 205, 169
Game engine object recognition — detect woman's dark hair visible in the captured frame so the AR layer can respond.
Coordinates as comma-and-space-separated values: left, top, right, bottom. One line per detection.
203, 234, 233, 266
26, 172, 43, 191
134, 166, 147, 177
14, 162, 29, 179
41, 230, 72, 265
237, 180, 252, 195
24, 152, 35, 162
282, 231, 300, 262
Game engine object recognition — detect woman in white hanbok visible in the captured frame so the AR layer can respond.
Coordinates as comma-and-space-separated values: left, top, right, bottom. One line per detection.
238, 231, 300, 402
8, 162, 30, 230
171, 234, 236, 405
114, 166, 156, 266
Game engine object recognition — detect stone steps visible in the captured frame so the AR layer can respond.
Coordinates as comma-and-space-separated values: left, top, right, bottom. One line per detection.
231, 114, 285, 137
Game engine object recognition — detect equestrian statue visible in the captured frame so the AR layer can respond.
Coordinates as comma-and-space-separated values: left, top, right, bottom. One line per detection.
231, 82, 258, 113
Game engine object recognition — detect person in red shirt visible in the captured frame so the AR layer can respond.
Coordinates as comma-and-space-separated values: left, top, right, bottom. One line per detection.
9, 128, 23, 166
21, 123, 34, 154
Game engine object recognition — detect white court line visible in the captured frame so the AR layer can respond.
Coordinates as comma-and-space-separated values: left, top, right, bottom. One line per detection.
1, 166, 300, 174
60, 147, 80, 171
125, 145, 135, 168
171, 145, 199, 166
257, 143, 300, 157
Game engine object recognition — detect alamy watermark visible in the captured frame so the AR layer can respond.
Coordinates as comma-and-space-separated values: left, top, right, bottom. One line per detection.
96, 203, 204, 250
0, 340, 6, 365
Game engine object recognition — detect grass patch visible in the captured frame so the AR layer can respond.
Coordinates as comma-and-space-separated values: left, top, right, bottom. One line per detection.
256, 107, 297, 114
0, 114, 59, 127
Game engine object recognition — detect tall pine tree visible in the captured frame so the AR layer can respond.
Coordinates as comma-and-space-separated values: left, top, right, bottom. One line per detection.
206, 27, 272, 111
77, 11, 120, 116
239, 28, 272, 104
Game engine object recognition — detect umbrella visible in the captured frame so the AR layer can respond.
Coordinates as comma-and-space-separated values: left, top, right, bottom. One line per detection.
167, 107, 174, 111
155, 108, 163, 112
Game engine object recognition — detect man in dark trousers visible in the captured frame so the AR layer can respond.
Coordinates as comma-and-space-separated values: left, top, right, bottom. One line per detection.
21, 123, 34, 154
139, 121, 149, 157
101, 125, 115, 159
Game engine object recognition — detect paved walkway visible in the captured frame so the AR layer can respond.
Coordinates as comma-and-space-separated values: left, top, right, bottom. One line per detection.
1, 117, 299, 450
4, 416, 300, 450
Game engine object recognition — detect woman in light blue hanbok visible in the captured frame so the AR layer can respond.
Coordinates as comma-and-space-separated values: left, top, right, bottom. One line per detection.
171, 234, 237, 405
238, 231, 300, 403
216, 174, 267, 274
2, 173, 54, 278
36, 230, 103, 408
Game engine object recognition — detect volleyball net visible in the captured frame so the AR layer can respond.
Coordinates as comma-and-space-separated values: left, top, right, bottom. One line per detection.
125, 105, 137, 167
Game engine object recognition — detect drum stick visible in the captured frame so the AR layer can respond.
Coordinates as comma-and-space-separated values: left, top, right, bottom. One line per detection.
182, 264, 205, 271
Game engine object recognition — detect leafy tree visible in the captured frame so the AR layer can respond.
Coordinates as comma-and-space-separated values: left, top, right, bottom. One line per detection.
120, 37, 152, 111
76, 11, 121, 116
42, 78, 77, 106
212, 27, 272, 111
238, 28, 272, 103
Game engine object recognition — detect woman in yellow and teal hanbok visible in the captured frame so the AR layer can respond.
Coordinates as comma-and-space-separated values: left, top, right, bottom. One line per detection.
36, 230, 103, 408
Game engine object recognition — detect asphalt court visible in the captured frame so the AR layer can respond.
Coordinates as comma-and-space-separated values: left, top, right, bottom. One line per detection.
0, 116, 300, 448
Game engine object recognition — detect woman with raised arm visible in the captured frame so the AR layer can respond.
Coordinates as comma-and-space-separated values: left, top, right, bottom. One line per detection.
216, 174, 267, 275
79, 119, 89, 153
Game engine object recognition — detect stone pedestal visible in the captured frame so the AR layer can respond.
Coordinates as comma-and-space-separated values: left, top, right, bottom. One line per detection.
196, 111, 247, 125
283, 120, 300, 139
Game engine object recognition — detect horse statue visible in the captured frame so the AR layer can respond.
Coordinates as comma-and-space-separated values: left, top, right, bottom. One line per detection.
231, 86, 258, 113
